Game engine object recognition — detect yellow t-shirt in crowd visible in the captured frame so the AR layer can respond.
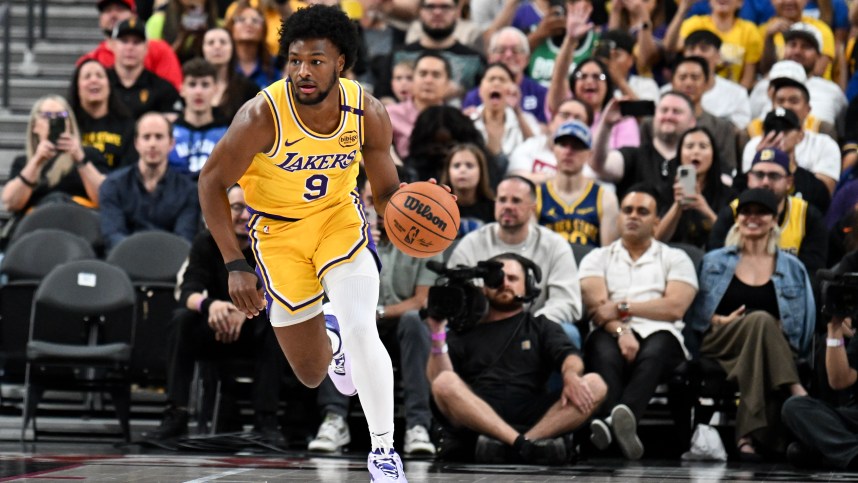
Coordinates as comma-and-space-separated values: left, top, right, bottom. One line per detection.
758, 16, 835, 80
226, 0, 364, 58
680, 16, 763, 83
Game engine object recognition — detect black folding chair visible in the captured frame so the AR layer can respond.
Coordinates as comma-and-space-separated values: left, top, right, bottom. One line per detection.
106, 231, 191, 385
0, 230, 96, 383
22, 260, 137, 442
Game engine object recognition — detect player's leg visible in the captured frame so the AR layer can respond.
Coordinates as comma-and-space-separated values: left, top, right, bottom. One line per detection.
322, 249, 394, 449
268, 307, 331, 388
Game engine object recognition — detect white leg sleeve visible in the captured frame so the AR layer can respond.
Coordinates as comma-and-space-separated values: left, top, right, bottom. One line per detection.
322, 249, 395, 451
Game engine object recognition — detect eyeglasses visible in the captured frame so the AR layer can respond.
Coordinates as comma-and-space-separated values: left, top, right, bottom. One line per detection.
230, 203, 247, 213
574, 71, 607, 82
38, 110, 68, 120
748, 170, 786, 182
234, 15, 263, 25
490, 46, 526, 55
421, 3, 455, 11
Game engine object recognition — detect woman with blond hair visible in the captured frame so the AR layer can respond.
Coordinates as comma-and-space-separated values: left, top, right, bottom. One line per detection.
687, 188, 815, 459
1, 95, 107, 215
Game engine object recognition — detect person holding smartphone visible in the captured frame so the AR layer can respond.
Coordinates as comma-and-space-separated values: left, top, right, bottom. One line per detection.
655, 126, 735, 248
1, 95, 107, 217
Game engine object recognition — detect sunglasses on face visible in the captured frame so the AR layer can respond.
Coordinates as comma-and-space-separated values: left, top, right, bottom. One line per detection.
38, 110, 69, 120
748, 170, 786, 182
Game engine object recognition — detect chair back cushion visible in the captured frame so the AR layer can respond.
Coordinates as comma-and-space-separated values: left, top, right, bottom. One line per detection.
107, 231, 191, 284
1, 229, 96, 281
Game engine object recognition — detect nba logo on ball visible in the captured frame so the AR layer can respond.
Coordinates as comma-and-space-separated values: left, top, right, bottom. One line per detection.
383, 182, 460, 258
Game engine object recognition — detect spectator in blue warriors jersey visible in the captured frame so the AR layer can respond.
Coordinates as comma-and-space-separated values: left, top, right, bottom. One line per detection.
536, 120, 619, 247
439, 143, 496, 239
169, 58, 228, 179
198, 6, 426, 481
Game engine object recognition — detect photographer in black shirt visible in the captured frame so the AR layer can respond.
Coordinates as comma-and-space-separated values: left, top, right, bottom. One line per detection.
426, 252, 606, 464
782, 250, 858, 469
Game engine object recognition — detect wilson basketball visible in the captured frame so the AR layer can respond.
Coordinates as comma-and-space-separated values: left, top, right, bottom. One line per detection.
383, 182, 460, 258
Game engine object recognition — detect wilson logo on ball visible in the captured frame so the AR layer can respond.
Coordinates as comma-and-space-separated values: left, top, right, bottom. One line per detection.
403, 196, 448, 231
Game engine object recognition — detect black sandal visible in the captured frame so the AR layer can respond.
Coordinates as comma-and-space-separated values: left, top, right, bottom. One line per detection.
737, 439, 763, 462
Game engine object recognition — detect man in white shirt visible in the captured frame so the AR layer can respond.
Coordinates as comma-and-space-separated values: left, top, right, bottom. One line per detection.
579, 185, 698, 460
680, 30, 751, 130
749, 24, 847, 125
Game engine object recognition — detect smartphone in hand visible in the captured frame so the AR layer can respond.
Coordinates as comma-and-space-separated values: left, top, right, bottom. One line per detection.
619, 100, 655, 117
677, 165, 697, 203
48, 116, 66, 144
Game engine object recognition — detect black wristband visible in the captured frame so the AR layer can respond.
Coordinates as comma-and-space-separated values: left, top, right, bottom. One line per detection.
225, 259, 256, 274
17, 173, 37, 188
200, 297, 214, 316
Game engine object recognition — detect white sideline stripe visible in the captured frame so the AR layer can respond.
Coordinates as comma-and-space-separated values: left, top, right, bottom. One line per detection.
183, 468, 254, 482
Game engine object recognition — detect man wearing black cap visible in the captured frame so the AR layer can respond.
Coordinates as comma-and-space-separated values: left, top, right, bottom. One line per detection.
78, 0, 182, 91
595, 30, 659, 102
108, 19, 181, 120
679, 30, 751, 130
710, 147, 828, 276
742, 105, 840, 196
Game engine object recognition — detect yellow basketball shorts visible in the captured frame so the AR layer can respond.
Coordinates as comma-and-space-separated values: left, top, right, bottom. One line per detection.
247, 194, 378, 318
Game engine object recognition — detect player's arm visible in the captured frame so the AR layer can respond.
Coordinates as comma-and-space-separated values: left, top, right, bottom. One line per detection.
198, 96, 274, 316
361, 94, 401, 217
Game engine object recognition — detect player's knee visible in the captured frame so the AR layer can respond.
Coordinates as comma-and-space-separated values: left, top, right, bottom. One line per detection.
291, 361, 328, 388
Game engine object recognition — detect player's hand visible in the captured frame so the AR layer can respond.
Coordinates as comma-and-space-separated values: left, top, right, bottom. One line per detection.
228, 271, 265, 318
562, 372, 595, 413
618, 331, 639, 362
402, 178, 458, 201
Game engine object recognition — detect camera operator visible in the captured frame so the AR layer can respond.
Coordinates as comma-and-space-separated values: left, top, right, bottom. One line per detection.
426, 253, 607, 464
781, 249, 858, 469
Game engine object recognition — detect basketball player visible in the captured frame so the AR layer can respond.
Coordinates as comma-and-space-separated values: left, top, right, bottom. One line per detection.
198, 6, 406, 481
536, 120, 619, 247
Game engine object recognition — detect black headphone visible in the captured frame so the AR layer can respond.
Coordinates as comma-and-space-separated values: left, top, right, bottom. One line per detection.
489, 252, 543, 303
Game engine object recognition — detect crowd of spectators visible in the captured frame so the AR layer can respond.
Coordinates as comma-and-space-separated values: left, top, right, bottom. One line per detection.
2, 0, 858, 468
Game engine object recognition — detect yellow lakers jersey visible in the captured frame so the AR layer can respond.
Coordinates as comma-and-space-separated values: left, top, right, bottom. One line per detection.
730, 195, 807, 255
239, 77, 365, 219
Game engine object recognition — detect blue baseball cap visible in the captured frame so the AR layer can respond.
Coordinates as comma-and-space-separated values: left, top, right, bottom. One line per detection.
553, 120, 591, 149
751, 147, 791, 174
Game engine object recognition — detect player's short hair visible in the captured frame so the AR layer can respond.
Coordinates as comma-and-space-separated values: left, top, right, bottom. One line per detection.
279, 5, 359, 72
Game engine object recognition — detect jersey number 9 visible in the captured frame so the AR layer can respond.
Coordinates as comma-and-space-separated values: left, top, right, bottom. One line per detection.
303, 174, 329, 201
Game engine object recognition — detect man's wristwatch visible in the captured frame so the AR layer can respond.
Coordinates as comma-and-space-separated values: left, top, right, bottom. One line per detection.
617, 302, 631, 322
376, 305, 385, 320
